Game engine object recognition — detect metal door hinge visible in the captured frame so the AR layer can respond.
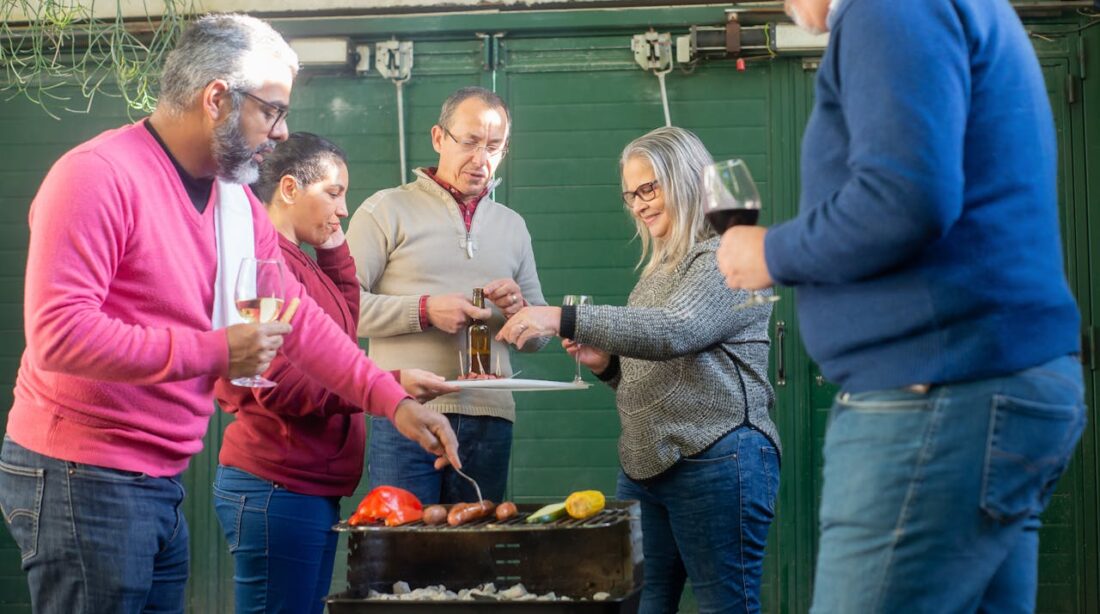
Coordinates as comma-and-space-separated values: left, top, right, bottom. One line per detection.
1084, 326, 1097, 371
631, 31, 673, 73
476, 33, 505, 71
1078, 37, 1087, 80
375, 40, 413, 82
1066, 73, 1078, 104
775, 320, 786, 386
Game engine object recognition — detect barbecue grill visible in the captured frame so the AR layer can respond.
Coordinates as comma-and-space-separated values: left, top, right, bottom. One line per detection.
325, 500, 643, 613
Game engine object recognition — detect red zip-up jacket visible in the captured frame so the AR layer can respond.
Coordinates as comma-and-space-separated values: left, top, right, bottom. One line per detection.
215, 235, 392, 496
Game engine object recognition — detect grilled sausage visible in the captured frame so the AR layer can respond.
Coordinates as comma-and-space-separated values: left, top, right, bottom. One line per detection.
495, 501, 518, 521
423, 505, 448, 526
447, 500, 496, 526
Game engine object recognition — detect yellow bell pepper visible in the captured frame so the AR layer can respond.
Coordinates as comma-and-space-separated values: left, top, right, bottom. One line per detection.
565, 490, 606, 520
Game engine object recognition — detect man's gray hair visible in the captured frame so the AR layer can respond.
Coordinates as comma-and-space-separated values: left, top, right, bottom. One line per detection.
438, 86, 511, 131
620, 126, 716, 277
158, 14, 299, 115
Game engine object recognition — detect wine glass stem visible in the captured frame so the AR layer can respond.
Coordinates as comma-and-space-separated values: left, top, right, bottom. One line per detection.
575, 346, 582, 383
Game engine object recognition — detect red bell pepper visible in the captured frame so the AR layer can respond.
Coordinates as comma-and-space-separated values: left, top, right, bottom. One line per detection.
348, 486, 424, 527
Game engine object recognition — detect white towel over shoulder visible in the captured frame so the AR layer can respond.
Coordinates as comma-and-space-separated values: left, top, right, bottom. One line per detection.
211, 180, 255, 329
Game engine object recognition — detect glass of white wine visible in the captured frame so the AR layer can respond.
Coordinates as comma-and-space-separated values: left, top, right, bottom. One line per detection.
231, 257, 285, 388
561, 294, 593, 384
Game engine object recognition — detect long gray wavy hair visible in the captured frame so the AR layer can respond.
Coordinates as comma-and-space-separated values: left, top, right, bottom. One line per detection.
620, 126, 717, 277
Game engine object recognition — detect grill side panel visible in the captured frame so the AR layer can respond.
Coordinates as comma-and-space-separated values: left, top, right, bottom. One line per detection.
341, 501, 642, 601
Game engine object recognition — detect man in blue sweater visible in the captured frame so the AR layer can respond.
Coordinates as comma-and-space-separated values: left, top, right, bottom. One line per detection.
717, 0, 1086, 611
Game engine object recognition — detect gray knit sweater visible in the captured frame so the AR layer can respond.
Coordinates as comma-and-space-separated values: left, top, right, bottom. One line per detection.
571, 237, 779, 480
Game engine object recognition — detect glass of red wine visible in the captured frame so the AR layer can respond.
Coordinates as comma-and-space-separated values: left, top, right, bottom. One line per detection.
703, 159, 780, 310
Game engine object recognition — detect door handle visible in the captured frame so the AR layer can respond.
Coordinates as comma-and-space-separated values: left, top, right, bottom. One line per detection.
775, 320, 786, 387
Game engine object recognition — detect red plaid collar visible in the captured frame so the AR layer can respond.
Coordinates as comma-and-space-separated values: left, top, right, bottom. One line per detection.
423, 167, 488, 208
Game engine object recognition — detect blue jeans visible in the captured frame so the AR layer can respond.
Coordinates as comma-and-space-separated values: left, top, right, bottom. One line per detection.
368, 414, 512, 504
213, 466, 340, 614
811, 354, 1087, 614
617, 427, 780, 614
0, 437, 189, 614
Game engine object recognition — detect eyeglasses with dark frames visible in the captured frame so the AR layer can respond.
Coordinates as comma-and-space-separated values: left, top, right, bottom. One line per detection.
622, 179, 659, 206
442, 127, 508, 158
236, 90, 290, 129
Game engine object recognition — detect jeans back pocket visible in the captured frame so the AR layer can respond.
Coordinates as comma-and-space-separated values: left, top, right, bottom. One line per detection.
980, 394, 1085, 523
213, 487, 247, 553
760, 447, 780, 516
0, 461, 45, 561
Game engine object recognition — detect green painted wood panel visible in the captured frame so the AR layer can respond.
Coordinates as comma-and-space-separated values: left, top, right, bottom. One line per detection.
1077, 22, 1100, 614
1035, 56, 1088, 614
0, 10, 1096, 614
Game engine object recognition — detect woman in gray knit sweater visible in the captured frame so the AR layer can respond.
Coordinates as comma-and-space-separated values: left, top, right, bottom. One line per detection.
499, 127, 780, 614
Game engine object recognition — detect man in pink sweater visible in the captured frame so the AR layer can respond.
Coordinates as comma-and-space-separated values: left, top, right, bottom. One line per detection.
0, 15, 459, 614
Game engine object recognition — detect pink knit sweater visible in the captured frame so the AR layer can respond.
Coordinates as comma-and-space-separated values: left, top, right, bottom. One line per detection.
7, 122, 408, 477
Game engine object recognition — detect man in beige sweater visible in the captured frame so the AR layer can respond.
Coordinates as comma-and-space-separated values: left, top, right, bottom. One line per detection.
346, 86, 548, 504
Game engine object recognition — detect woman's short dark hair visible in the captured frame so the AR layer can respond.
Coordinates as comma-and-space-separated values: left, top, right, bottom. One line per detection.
251, 132, 348, 204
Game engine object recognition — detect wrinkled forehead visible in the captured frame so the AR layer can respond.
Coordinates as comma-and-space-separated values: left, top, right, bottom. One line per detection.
622, 155, 657, 188
449, 100, 510, 140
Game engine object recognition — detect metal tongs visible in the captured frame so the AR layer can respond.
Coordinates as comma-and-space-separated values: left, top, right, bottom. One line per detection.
452, 354, 518, 503
454, 465, 483, 503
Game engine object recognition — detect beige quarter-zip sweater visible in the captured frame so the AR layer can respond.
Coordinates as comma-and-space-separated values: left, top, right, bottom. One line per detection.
346, 168, 548, 421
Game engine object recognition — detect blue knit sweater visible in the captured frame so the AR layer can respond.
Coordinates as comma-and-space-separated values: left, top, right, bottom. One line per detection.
765, 0, 1080, 392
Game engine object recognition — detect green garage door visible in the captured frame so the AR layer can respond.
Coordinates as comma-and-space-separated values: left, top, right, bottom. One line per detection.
0, 10, 1096, 614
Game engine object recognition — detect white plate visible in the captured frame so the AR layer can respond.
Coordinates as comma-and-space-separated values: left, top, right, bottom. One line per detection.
443, 378, 591, 392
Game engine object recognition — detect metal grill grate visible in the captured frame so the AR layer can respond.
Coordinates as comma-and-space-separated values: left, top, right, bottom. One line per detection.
338, 507, 633, 533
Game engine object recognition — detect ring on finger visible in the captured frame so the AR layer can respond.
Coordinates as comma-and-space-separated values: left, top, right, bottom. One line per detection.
510, 293, 518, 305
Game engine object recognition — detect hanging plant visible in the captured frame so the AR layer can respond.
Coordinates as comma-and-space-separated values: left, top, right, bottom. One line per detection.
0, 0, 195, 119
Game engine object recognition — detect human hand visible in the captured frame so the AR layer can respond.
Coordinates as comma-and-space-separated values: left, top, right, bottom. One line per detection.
562, 339, 611, 374
426, 293, 493, 334
496, 306, 561, 348
392, 399, 461, 470
317, 226, 346, 250
226, 322, 292, 378
399, 368, 461, 403
717, 226, 774, 290
483, 278, 525, 319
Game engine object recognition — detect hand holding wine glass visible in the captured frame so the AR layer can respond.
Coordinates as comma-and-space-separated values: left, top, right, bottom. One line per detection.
561, 294, 593, 384
231, 257, 286, 388
562, 339, 611, 375
715, 225, 771, 287
703, 159, 780, 310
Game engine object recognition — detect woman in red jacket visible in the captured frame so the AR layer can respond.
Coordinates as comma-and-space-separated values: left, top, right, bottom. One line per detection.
213, 133, 458, 614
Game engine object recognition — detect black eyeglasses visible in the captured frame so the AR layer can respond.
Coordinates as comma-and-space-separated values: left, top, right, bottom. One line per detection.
622, 180, 659, 206
237, 90, 289, 129
442, 127, 508, 158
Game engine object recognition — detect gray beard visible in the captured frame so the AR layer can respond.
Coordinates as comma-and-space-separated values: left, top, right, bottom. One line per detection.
212, 107, 267, 185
